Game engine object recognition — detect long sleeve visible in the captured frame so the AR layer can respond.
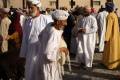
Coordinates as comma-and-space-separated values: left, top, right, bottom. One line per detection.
44, 30, 62, 62
45, 33, 58, 61
0, 18, 11, 38
0, 18, 11, 53
105, 15, 113, 41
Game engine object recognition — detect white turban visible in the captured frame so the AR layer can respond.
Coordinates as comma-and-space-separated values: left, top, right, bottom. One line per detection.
1, 8, 10, 13
27, 0, 41, 8
52, 10, 69, 20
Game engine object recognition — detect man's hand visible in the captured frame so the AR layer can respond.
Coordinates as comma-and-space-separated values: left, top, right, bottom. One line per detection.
59, 47, 69, 55
78, 28, 86, 33
4, 35, 10, 40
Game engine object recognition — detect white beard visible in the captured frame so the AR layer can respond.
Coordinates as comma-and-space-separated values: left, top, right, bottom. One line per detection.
30, 10, 37, 17
59, 26, 64, 30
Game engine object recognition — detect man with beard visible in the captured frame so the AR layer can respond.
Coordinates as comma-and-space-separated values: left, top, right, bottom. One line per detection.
37, 10, 69, 80
76, 7, 98, 71
19, 0, 53, 80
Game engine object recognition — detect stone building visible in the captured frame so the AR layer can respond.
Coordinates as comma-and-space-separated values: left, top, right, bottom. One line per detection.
0, 0, 24, 8
0, 0, 120, 16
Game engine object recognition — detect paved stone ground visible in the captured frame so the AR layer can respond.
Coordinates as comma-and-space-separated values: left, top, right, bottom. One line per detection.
0, 48, 120, 80
63, 53, 120, 80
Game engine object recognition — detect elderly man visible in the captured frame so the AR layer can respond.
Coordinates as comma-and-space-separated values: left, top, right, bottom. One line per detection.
19, 0, 53, 80
37, 10, 69, 80
76, 7, 98, 70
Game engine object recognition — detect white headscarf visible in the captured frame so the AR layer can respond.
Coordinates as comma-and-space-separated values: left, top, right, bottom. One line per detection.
1, 8, 10, 13
52, 10, 69, 20
27, 0, 41, 8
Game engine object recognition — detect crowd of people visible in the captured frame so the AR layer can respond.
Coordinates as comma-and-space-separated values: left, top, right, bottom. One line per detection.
0, 0, 120, 80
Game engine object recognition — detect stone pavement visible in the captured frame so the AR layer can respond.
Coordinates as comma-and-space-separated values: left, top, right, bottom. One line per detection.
0, 50, 120, 80
63, 53, 120, 80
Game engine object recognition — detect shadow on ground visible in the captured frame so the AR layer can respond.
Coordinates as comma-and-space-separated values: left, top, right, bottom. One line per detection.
63, 53, 120, 80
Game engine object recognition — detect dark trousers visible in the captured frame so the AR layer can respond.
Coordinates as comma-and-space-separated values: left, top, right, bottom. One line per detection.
0, 53, 9, 80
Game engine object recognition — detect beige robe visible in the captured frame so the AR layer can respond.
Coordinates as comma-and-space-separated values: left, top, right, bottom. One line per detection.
0, 17, 11, 53
103, 12, 120, 69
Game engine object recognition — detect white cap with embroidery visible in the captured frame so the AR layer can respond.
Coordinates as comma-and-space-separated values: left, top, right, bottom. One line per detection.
52, 10, 69, 20
27, 0, 41, 8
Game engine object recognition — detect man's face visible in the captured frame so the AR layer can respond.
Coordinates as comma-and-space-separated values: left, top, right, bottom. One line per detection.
28, 4, 38, 17
61, 20, 67, 27
57, 20, 67, 30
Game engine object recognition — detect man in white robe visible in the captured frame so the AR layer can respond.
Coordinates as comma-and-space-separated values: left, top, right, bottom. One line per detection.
37, 10, 69, 80
76, 7, 98, 70
19, 0, 53, 80
97, 7, 108, 52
